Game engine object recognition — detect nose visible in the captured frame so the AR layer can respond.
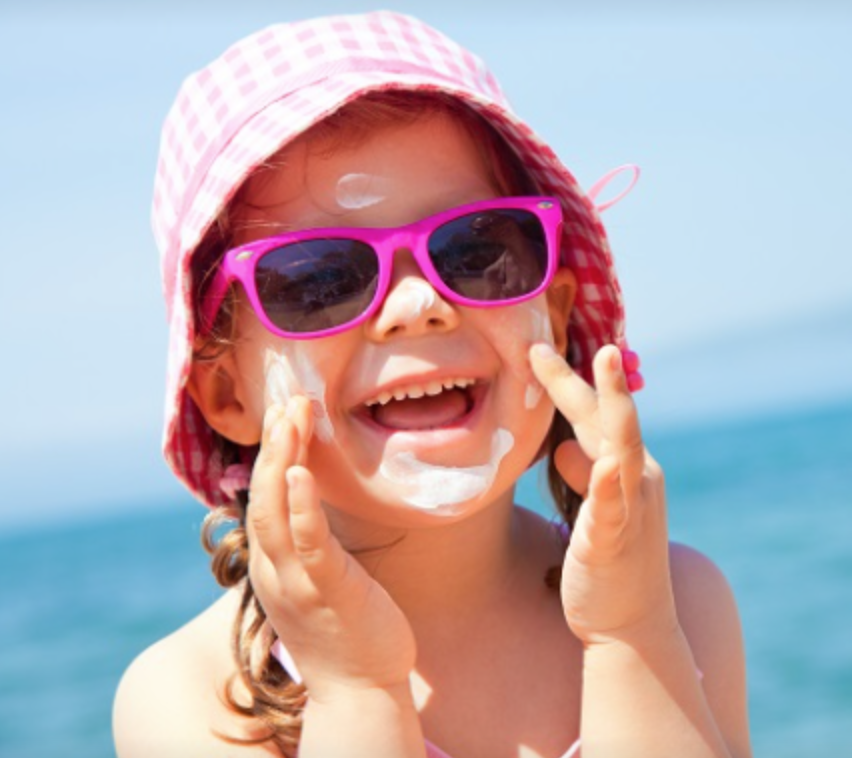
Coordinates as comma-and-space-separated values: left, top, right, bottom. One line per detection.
365, 250, 460, 341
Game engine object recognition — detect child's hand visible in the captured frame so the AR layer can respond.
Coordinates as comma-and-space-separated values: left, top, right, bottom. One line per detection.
245, 397, 417, 702
529, 344, 678, 647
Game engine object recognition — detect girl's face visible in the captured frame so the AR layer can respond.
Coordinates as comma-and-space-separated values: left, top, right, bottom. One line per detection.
220, 113, 574, 529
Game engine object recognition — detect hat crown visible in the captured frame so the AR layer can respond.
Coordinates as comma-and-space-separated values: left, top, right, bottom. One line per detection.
153, 11, 506, 308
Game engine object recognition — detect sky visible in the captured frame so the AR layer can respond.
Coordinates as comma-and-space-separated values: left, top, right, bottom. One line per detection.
1, 2, 850, 526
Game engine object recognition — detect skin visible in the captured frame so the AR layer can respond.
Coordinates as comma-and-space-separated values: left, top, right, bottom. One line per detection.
114, 114, 751, 758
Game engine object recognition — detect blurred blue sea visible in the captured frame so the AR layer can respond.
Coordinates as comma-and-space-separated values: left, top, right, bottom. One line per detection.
1, 398, 850, 757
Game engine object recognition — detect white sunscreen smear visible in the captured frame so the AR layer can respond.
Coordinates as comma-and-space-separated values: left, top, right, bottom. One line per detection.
395, 279, 436, 324
524, 308, 555, 409
379, 428, 514, 512
335, 172, 391, 210
264, 346, 334, 442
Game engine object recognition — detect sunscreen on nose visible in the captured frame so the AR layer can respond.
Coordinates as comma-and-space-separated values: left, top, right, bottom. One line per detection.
394, 279, 437, 324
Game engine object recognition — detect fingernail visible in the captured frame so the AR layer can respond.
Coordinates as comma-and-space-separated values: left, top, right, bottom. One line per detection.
621, 349, 641, 374
285, 466, 299, 489
609, 347, 623, 373
531, 342, 558, 361
626, 371, 645, 392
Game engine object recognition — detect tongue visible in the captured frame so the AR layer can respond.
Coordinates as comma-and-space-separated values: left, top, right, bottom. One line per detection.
372, 389, 469, 430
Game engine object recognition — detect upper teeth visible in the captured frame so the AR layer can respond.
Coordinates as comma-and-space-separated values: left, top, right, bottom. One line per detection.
365, 377, 475, 407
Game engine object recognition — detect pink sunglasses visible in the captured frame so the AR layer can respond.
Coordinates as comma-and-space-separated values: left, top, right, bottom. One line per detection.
200, 196, 563, 340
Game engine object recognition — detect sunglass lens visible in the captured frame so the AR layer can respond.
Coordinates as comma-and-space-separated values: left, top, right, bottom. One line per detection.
428, 209, 548, 302
255, 239, 379, 334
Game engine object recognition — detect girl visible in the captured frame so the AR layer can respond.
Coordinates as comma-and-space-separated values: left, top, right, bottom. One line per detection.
114, 11, 751, 758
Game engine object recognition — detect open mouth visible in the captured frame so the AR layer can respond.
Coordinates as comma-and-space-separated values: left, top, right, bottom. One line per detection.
361, 377, 482, 431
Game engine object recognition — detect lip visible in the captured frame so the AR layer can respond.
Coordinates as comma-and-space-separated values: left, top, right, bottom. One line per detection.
351, 374, 491, 449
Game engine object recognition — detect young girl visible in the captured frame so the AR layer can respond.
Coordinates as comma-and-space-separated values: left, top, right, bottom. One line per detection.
114, 11, 750, 758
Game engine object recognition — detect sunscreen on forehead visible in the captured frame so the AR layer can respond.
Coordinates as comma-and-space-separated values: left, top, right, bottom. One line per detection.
379, 428, 514, 513
335, 173, 391, 210
264, 346, 334, 442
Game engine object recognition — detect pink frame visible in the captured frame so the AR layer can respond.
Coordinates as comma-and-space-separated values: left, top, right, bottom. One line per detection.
200, 196, 563, 340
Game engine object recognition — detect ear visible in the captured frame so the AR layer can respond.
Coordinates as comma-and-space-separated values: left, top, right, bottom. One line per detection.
186, 353, 262, 446
546, 267, 578, 356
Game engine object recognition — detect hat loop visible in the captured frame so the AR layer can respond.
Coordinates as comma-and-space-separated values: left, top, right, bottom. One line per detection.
587, 164, 641, 213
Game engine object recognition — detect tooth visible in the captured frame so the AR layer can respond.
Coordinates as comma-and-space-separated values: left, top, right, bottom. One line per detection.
407, 386, 425, 399
377, 391, 393, 405
442, 379, 455, 390
392, 387, 408, 401
425, 381, 443, 396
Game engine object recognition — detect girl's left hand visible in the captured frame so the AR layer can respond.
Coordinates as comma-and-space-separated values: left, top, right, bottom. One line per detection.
529, 343, 678, 647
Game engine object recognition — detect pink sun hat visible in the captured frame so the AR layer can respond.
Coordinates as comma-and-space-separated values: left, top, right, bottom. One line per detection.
152, 10, 631, 508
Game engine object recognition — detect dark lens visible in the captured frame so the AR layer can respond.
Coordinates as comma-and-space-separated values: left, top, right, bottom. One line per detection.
428, 209, 548, 301
254, 239, 379, 333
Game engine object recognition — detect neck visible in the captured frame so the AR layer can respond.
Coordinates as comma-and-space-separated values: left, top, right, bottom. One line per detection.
326, 488, 531, 629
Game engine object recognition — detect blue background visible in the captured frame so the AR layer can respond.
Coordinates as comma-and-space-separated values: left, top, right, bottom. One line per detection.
1, 2, 850, 756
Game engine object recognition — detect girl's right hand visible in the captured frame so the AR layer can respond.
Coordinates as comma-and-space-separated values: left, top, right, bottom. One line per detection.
245, 397, 418, 703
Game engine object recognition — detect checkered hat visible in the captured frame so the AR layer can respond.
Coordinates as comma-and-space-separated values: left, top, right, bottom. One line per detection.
153, 10, 629, 508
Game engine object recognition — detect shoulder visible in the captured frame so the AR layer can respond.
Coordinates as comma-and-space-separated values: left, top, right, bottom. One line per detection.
669, 542, 753, 757
113, 588, 276, 757
668, 541, 745, 671
668, 541, 742, 644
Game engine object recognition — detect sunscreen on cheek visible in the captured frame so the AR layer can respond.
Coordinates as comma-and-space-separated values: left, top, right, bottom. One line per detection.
264, 346, 334, 442
489, 302, 555, 409
524, 308, 555, 409
378, 429, 514, 513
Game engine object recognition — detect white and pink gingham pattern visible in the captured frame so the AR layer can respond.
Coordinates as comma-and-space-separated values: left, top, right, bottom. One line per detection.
152, 10, 627, 507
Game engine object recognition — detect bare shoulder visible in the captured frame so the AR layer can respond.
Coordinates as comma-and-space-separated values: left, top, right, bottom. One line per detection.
668, 542, 742, 648
113, 588, 277, 757
669, 542, 753, 757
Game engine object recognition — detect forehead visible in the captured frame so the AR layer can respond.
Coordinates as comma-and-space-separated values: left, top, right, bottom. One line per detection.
233, 113, 499, 238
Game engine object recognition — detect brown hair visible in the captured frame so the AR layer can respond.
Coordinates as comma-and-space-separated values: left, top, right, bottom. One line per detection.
193, 90, 581, 754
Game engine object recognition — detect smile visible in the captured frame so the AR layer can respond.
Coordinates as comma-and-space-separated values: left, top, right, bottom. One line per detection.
358, 376, 485, 432
363, 377, 476, 407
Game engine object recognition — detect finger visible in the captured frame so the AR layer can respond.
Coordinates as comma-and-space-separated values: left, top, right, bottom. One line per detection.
285, 395, 315, 467
245, 404, 301, 560
553, 439, 594, 497
593, 346, 646, 496
286, 465, 348, 588
529, 343, 603, 457
529, 343, 598, 422
580, 455, 626, 544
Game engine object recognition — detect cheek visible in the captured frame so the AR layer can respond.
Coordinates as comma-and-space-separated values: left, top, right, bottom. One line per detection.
263, 343, 335, 442
482, 299, 555, 409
